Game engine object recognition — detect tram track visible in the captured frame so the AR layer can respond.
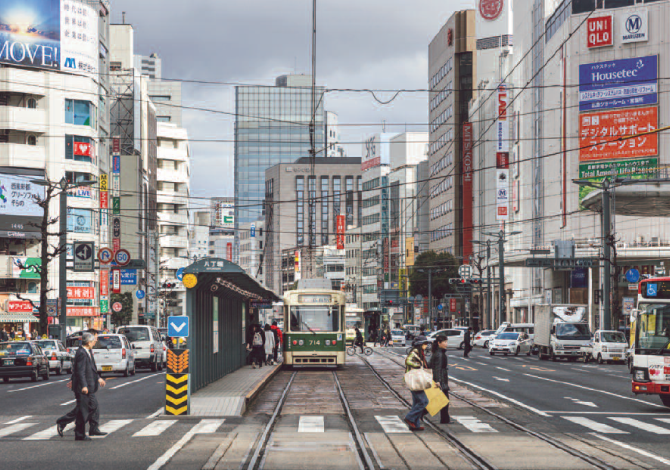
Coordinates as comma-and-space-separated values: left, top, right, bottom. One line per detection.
370, 349, 618, 470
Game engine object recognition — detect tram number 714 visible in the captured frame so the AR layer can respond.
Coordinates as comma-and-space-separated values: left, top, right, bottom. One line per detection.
308, 340, 321, 346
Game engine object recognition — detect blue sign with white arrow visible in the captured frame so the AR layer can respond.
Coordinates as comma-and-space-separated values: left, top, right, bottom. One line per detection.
176, 267, 185, 281
168, 316, 189, 338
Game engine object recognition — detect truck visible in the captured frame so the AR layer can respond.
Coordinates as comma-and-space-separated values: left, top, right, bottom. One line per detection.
535, 304, 591, 361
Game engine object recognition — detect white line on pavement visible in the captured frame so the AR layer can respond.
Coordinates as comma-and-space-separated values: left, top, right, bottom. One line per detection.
454, 416, 497, 433
0, 423, 37, 438
3, 416, 31, 424
495, 366, 511, 372
60, 399, 76, 406
375, 415, 410, 433
475, 362, 488, 366
92, 419, 133, 438
146, 407, 164, 419
544, 411, 665, 415
656, 418, 670, 425
449, 376, 550, 417
523, 374, 667, 408
147, 419, 224, 470
563, 417, 626, 434
609, 417, 670, 434
493, 377, 509, 382
592, 433, 670, 466
133, 420, 176, 437
7, 378, 69, 393
298, 416, 324, 433
24, 423, 74, 440
110, 372, 165, 390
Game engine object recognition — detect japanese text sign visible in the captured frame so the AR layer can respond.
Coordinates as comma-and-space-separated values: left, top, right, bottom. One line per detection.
587, 16, 613, 48
336, 215, 345, 250
66, 286, 95, 299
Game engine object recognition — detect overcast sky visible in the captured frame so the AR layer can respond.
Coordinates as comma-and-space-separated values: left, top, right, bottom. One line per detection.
111, 0, 474, 199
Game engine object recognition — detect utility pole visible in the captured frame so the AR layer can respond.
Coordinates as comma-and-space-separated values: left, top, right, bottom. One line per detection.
59, 185, 67, 342
486, 242, 492, 329
602, 178, 612, 330
428, 269, 432, 330
498, 232, 505, 328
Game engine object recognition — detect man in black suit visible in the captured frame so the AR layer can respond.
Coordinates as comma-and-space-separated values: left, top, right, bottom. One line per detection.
464, 327, 473, 358
73, 331, 106, 441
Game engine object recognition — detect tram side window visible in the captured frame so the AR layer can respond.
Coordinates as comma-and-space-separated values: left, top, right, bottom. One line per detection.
290, 306, 340, 332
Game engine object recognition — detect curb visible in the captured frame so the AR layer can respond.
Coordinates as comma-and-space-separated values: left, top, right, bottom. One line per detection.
242, 362, 283, 415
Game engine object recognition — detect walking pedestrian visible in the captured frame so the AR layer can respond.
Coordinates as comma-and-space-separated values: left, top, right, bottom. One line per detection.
354, 327, 364, 353
248, 325, 265, 369
72, 331, 106, 440
385, 328, 391, 347
404, 335, 430, 431
263, 324, 275, 365
463, 327, 472, 358
271, 321, 282, 363
0, 328, 8, 342
430, 335, 451, 424
10, 328, 15, 340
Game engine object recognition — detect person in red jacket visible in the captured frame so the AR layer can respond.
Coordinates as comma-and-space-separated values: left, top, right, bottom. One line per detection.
271, 321, 283, 363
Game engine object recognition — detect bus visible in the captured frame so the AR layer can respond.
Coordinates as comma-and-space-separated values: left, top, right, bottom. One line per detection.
631, 277, 670, 408
345, 305, 364, 344
282, 279, 346, 367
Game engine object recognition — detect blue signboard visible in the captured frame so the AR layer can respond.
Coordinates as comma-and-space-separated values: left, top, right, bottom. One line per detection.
112, 155, 120, 174
176, 267, 185, 281
109, 269, 137, 285
168, 316, 189, 338
135, 289, 145, 300
647, 283, 658, 297
625, 268, 640, 283
579, 56, 657, 112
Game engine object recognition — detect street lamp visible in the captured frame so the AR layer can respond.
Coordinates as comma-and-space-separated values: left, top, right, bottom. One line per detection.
31, 177, 96, 342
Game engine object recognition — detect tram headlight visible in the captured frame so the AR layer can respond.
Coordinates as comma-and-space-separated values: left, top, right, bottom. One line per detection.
325, 340, 331, 346
299, 340, 304, 346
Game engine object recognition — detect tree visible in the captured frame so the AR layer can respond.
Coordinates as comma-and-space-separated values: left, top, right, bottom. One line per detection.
16, 183, 66, 335
408, 251, 459, 299
110, 292, 134, 326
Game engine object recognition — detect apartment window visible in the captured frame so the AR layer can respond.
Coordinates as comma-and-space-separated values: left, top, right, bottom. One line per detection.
333, 176, 341, 229
157, 116, 171, 123
27, 98, 37, 109
65, 99, 95, 127
150, 95, 171, 102
345, 176, 354, 225
26, 135, 37, 146
65, 135, 95, 163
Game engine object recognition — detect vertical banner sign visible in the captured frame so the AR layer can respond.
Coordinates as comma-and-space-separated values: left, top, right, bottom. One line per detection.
100, 269, 109, 296
112, 197, 120, 215
496, 169, 510, 221
112, 217, 121, 253
380, 175, 389, 283
294, 251, 301, 281
587, 15, 613, 48
496, 84, 509, 152
406, 237, 415, 267
112, 269, 121, 294
226, 242, 232, 261
450, 298, 457, 313
336, 215, 345, 250
462, 122, 474, 260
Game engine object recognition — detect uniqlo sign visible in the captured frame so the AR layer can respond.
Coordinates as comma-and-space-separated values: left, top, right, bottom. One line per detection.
587, 16, 613, 48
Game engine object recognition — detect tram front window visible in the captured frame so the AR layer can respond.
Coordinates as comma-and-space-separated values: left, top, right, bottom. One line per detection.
290, 306, 340, 332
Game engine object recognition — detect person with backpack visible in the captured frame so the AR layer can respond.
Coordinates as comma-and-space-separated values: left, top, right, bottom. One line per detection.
248, 324, 265, 369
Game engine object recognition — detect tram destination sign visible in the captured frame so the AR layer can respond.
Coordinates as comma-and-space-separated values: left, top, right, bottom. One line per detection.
298, 295, 332, 304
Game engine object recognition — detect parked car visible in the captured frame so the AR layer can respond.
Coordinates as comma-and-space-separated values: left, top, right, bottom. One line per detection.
473, 330, 496, 348
427, 329, 471, 350
390, 329, 406, 347
403, 324, 422, 340
489, 332, 533, 356
33, 340, 72, 375
116, 325, 163, 371
0, 341, 50, 382
66, 333, 83, 356
584, 330, 628, 364
92, 334, 136, 377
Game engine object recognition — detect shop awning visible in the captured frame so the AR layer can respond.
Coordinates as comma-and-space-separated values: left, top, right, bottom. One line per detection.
0, 313, 40, 323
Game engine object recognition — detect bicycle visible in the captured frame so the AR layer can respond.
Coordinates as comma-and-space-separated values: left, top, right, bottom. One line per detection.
347, 344, 373, 356
405, 345, 432, 359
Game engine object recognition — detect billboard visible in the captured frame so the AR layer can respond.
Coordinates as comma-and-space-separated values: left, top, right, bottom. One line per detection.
579, 56, 657, 111
361, 134, 393, 171
0, 172, 45, 237
11, 257, 41, 279
496, 169, 509, 221
0, 0, 97, 76
336, 215, 345, 250
496, 84, 509, 152
587, 15, 613, 49
462, 122, 474, 260
578, 157, 657, 206
621, 10, 648, 44
579, 107, 657, 161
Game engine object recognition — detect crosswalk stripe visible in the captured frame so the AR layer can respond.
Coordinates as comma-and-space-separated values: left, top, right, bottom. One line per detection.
454, 416, 497, 433
147, 419, 225, 470
298, 416, 324, 433
3, 416, 32, 425
609, 418, 670, 435
24, 424, 74, 440
92, 419, 133, 439
656, 418, 670, 425
563, 417, 627, 434
375, 415, 410, 433
133, 420, 176, 437
0, 423, 36, 438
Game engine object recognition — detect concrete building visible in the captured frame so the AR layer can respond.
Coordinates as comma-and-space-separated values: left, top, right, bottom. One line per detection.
264, 157, 362, 295
0, 0, 111, 333
280, 245, 343, 293
239, 219, 265, 287
190, 210, 211, 262
428, 10, 476, 258
134, 53, 182, 126
325, 111, 345, 157
316, 246, 346, 291
210, 197, 234, 228
344, 227, 362, 305
234, 74, 325, 261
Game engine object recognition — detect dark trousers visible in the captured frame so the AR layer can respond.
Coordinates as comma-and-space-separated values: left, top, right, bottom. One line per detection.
252, 346, 264, 366
57, 399, 99, 431
464, 346, 471, 357
273, 344, 279, 362
440, 391, 451, 423
74, 392, 99, 439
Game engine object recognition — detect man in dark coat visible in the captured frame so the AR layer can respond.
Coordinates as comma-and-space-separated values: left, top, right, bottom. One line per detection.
463, 327, 472, 358
72, 331, 106, 440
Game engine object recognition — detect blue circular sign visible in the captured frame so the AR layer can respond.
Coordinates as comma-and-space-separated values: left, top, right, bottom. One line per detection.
135, 289, 146, 300
437, 304, 443, 311
625, 268, 640, 283
176, 267, 185, 281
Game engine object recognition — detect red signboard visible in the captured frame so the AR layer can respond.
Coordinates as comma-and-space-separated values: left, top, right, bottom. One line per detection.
8, 301, 34, 313
112, 137, 120, 153
361, 157, 381, 172
66, 287, 95, 299
100, 270, 109, 297
226, 242, 232, 261
67, 307, 100, 317
113, 238, 120, 253
496, 152, 509, 169
112, 269, 121, 294
336, 215, 345, 250
462, 122, 474, 261
479, 0, 503, 20
579, 107, 658, 161
74, 141, 93, 157
100, 191, 108, 209
449, 298, 457, 313
587, 16, 613, 48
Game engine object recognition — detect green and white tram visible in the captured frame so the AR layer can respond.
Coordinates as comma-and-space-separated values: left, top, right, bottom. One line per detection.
283, 279, 346, 367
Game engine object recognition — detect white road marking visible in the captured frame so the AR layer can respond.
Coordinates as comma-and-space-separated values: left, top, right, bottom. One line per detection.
375, 415, 410, 433
545, 411, 663, 415
449, 376, 550, 417
524, 374, 667, 408
111, 372, 165, 389
564, 397, 597, 408
563, 417, 626, 434
493, 377, 509, 382
7, 378, 69, 393
609, 417, 670, 435
92, 419, 133, 438
481, 356, 492, 359
0, 423, 36, 438
495, 367, 511, 372
147, 419, 224, 470
3, 416, 31, 424
60, 399, 76, 406
475, 362, 488, 366
133, 420, 176, 437
298, 415, 324, 433
592, 433, 670, 466
454, 416, 497, 433
656, 418, 670, 425
24, 423, 74, 440
146, 407, 164, 419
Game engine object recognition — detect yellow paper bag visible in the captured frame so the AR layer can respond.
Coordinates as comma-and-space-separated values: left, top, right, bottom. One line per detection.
425, 382, 449, 416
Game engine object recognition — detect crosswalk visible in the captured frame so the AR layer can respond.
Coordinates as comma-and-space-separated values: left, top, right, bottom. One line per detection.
563, 416, 670, 435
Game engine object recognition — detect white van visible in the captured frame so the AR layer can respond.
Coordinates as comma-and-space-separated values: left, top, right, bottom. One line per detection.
587, 330, 628, 364
116, 325, 163, 371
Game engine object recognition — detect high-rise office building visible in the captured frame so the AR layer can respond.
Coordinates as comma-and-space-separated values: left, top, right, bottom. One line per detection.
234, 74, 325, 260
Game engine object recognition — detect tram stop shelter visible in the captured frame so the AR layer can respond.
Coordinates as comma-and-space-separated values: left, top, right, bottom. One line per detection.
182, 258, 279, 393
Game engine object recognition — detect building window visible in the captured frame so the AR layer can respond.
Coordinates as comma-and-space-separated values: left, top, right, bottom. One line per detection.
333, 176, 341, 230
65, 135, 95, 163
65, 99, 95, 127
26, 135, 37, 146
26, 98, 37, 109
296, 177, 304, 246
321, 177, 329, 245
345, 176, 354, 225
150, 95, 171, 102
157, 116, 171, 123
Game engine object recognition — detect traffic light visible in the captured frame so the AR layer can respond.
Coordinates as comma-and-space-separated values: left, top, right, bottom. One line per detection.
469, 279, 482, 285
162, 281, 176, 289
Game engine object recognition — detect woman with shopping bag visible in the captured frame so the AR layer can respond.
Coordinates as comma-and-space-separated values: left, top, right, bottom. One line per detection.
430, 334, 451, 424
403, 335, 432, 431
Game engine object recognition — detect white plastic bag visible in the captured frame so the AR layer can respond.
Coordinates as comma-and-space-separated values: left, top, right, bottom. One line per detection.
404, 366, 433, 391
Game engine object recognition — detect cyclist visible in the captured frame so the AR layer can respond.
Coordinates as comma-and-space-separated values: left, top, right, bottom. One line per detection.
354, 327, 364, 353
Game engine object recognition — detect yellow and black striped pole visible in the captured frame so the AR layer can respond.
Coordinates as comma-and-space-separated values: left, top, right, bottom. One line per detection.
166, 349, 189, 415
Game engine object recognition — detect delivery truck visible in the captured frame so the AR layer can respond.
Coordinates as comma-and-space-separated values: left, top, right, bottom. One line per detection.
535, 304, 591, 361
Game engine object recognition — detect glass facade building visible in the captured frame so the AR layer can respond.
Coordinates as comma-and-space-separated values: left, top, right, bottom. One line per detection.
234, 74, 325, 259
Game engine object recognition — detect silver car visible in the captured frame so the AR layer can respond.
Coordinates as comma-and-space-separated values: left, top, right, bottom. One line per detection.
33, 340, 72, 375
92, 334, 136, 377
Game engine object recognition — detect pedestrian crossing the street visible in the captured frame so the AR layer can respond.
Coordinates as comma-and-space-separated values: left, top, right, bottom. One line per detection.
563, 416, 670, 435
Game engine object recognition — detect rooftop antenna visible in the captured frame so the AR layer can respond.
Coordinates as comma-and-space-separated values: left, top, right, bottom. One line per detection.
122, 11, 126, 24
